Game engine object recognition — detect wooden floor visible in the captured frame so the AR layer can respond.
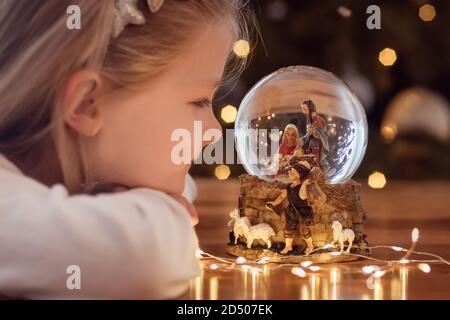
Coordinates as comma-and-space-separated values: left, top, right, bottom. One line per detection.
181, 178, 450, 300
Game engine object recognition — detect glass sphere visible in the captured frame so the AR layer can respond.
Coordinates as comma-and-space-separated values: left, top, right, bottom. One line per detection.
235, 66, 368, 184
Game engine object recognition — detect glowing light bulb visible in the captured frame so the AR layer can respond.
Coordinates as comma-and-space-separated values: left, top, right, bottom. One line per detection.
368, 171, 387, 189
412, 228, 419, 242
291, 267, 306, 278
309, 266, 321, 272
236, 256, 247, 264
379, 48, 397, 67
381, 123, 397, 142
331, 251, 341, 256
214, 165, 231, 180
251, 267, 261, 275
220, 105, 238, 124
233, 39, 250, 58
399, 259, 409, 264
418, 263, 431, 273
419, 4, 436, 22
210, 264, 219, 270
392, 246, 403, 252
241, 265, 251, 272
374, 270, 386, 278
362, 266, 376, 274
301, 261, 313, 268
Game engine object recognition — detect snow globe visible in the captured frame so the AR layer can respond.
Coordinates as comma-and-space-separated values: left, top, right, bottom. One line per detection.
227, 66, 370, 263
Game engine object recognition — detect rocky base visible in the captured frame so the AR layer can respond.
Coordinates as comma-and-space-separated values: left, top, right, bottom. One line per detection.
226, 243, 370, 263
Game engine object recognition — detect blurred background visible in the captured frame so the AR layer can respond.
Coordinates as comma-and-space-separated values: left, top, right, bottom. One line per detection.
190, 0, 450, 186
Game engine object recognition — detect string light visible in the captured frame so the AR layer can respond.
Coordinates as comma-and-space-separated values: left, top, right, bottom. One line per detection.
362, 266, 377, 274
214, 165, 231, 180
196, 227, 449, 292
418, 263, 431, 273
236, 256, 247, 264
220, 105, 238, 124
291, 267, 306, 278
368, 171, 387, 189
378, 48, 397, 67
412, 228, 419, 242
419, 4, 436, 22
381, 123, 398, 142
374, 270, 386, 278
233, 39, 250, 58
337, 6, 352, 18
241, 265, 251, 272
399, 258, 409, 264
210, 264, 219, 270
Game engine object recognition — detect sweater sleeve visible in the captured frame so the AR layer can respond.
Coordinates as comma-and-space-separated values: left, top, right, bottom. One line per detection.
0, 174, 200, 299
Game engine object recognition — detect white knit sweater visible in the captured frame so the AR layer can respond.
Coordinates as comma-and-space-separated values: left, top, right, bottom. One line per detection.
0, 154, 200, 299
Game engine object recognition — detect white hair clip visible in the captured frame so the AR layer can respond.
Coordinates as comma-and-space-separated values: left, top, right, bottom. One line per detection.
112, 0, 165, 38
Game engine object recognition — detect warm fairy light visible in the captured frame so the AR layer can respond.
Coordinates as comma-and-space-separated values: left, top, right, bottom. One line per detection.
381, 123, 398, 142
291, 267, 306, 278
214, 165, 231, 180
362, 266, 376, 274
418, 263, 431, 273
267, 115, 272, 120
309, 266, 321, 272
241, 265, 251, 272
258, 256, 270, 264
301, 261, 313, 268
419, 4, 436, 22
236, 256, 247, 264
368, 171, 387, 189
271, 113, 275, 118
374, 270, 386, 278
412, 228, 419, 242
392, 246, 403, 252
330, 251, 341, 256
378, 48, 397, 67
220, 105, 238, 124
251, 267, 261, 275
210, 264, 219, 270
195, 249, 204, 258
337, 6, 352, 18
233, 39, 250, 58
400, 258, 409, 264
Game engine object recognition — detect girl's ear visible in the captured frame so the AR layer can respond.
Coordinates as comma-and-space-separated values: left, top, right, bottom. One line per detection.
61, 70, 106, 137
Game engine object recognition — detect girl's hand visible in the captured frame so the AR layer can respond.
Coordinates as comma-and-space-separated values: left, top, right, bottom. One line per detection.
169, 193, 199, 226
83, 184, 198, 225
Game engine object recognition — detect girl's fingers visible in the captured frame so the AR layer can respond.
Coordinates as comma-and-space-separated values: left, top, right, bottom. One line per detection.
169, 194, 199, 226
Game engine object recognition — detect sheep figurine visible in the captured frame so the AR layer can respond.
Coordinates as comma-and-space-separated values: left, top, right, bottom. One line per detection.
228, 209, 275, 249
331, 220, 355, 253
228, 209, 247, 245
242, 221, 276, 249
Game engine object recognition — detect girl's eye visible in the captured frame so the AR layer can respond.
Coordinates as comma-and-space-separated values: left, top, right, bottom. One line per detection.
191, 99, 212, 109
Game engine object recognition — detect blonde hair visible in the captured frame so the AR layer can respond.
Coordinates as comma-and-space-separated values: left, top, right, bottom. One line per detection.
0, 0, 255, 193
281, 124, 300, 147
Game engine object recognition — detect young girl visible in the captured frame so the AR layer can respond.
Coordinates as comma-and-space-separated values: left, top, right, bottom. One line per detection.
0, 0, 253, 299
278, 124, 302, 156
